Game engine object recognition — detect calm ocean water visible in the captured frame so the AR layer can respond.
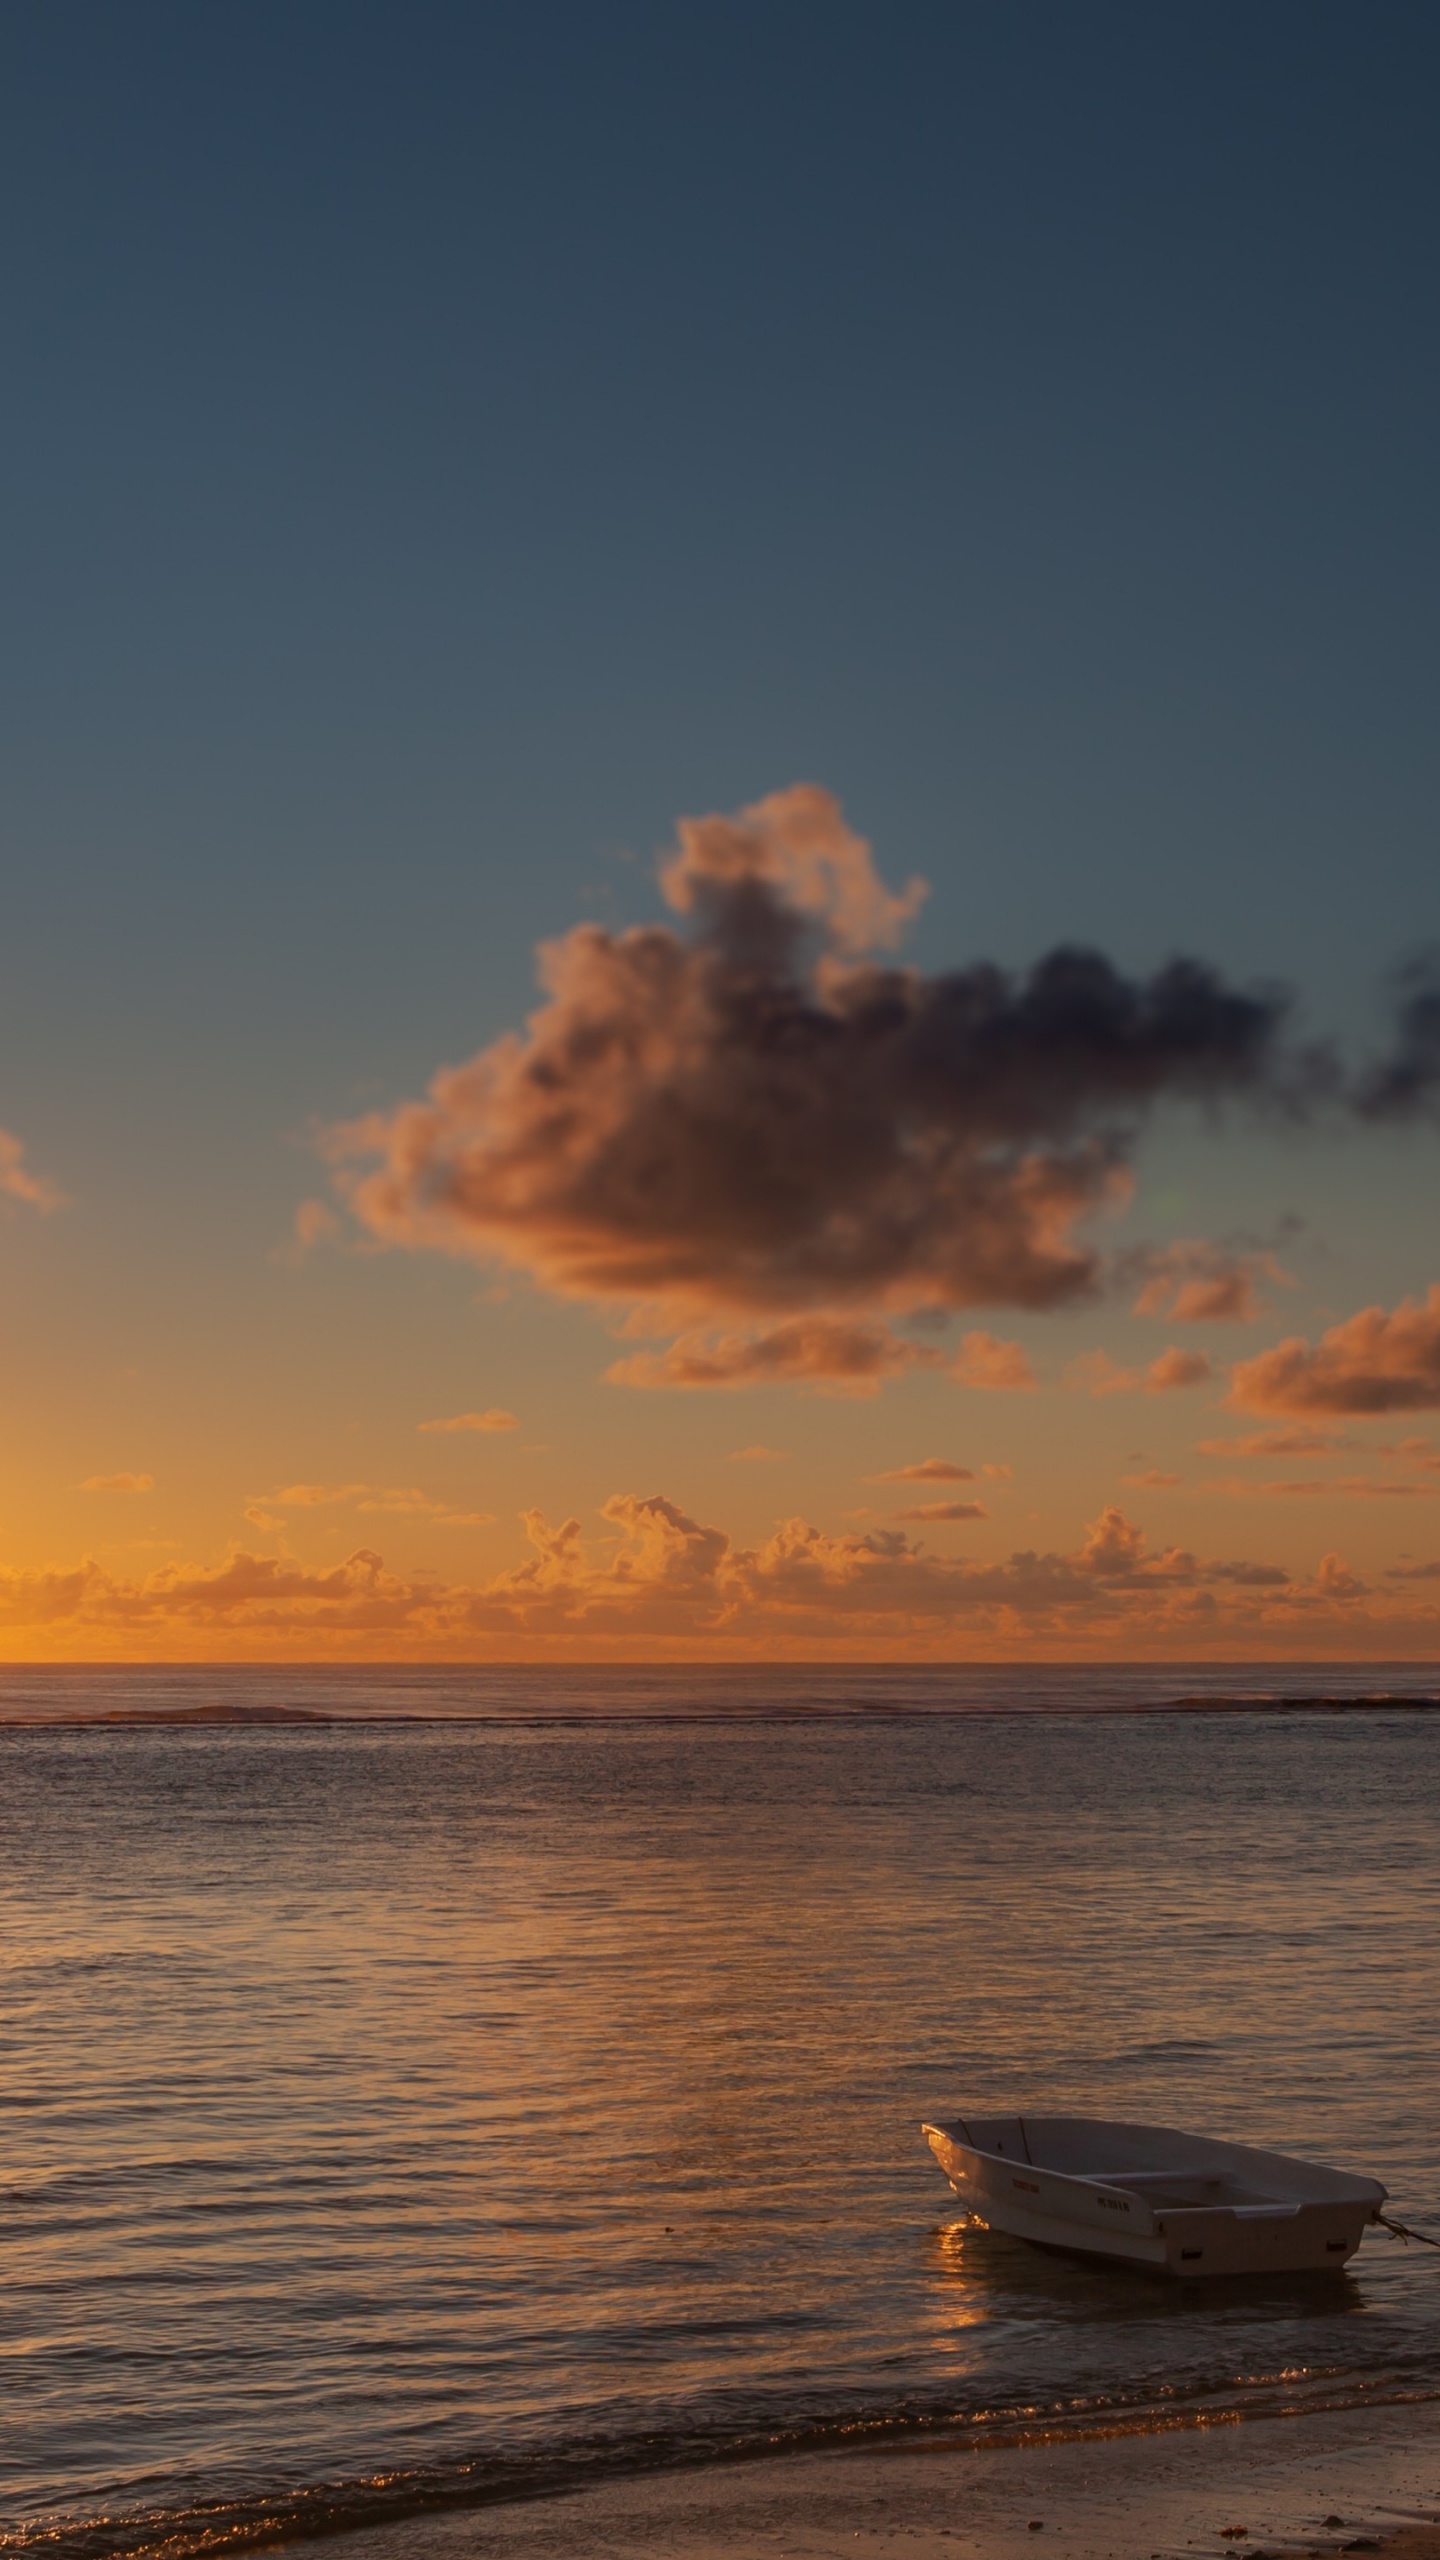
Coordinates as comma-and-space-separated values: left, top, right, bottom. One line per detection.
3, 1665, 1440, 2560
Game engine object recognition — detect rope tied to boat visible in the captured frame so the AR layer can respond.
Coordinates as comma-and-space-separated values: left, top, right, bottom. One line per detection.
1376, 2211, 1440, 2249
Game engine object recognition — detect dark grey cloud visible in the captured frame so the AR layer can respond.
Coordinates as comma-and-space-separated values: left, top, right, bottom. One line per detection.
1356, 958, 1440, 1120
332, 788, 1334, 1339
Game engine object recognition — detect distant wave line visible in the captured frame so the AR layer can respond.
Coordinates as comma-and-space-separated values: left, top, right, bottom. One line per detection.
1, 1695, 1439, 1729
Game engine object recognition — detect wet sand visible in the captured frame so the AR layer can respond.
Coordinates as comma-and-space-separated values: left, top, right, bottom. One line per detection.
320, 2401, 1440, 2560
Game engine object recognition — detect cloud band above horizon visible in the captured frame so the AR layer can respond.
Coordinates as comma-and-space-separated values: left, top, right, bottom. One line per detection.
0, 1493, 1419, 1655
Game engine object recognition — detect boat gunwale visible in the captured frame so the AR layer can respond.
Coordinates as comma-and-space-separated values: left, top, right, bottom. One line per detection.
921, 2111, 1387, 2210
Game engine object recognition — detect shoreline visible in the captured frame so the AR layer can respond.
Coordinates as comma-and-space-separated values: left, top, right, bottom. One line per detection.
312, 2400, 1440, 2560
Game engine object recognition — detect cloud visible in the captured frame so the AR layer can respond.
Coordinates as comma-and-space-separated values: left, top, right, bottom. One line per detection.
1061, 1506, 1288, 1592
1230, 1286, 1440, 1415
1066, 1350, 1137, 1396
1130, 1240, 1288, 1324
728, 1444, 788, 1461
0, 1548, 430, 1637
0, 1128, 64, 1213
251, 1482, 494, 1527
895, 1499, 989, 1522
11, 1495, 1440, 1654
606, 1314, 941, 1392
1393, 1449, 1440, 1474
1167, 1276, 1257, 1322
1354, 958, 1440, 1120
1146, 1347, 1213, 1391
277, 1198, 341, 1262
872, 1458, 976, 1482
1066, 1347, 1212, 1396
1380, 1435, 1440, 1465
1198, 1429, 1349, 1457
328, 787, 1294, 1367
1203, 1474, 1440, 1500
1122, 1470, 1182, 1487
658, 783, 927, 955
952, 1331, 1037, 1389
80, 1472, 155, 1494
418, 1409, 519, 1433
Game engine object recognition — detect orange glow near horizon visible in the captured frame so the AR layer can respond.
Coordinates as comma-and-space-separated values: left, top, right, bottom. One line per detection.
5, 790, 1440, 1667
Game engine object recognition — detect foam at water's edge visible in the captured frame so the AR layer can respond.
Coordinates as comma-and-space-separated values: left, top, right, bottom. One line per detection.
10, 2378, 1440, 2560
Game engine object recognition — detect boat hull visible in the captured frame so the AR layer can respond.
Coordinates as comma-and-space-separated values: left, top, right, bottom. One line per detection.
922, 2115, 1384, 2279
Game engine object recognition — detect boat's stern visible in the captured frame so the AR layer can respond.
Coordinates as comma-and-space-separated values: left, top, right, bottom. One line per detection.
1148, 2197, 1379, 2277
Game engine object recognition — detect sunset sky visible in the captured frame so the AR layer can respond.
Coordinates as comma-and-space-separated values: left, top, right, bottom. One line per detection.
3, 1, 1439, 1658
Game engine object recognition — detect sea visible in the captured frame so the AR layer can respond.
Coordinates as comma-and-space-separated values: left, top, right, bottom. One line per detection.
3, 1662, 1440, 2560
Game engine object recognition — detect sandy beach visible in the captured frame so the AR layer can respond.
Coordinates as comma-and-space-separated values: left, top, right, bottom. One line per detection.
321, 2402, 1440, 2560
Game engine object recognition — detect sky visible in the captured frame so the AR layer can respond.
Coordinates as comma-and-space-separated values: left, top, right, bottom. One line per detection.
2, 0, 1439, 1660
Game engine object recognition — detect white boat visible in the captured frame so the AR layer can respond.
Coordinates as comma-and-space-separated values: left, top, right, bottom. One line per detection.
922, 2112, 1387, 2277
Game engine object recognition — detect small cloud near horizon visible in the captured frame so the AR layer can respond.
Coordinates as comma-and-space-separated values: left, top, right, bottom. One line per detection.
272, 1197, 348, 1264
1129, 1240, 1292, 1325
952, 1332, 1037, 1390
872, 1457, 975, 1482
728, 1444, 789, 1461
418, 1409, 519, 1433
1, 1127, 65, 1214
1380, 1436, 1440, 1471
1199, 1428, 1350, 1457
1202, 1474, 1440, 1502
1068, 1348, 1212, 1396
895, 1498, 989, 1522
1230, 1286, 1440, 1416
250, 1481, 494, 1526
80, 1472, 155, 1494
282, 1198, 341, 1260
1149, 1348, 1212, 1391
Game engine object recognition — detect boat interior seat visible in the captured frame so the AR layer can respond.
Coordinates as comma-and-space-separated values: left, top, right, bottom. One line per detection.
1090, 2169, 1285, 2211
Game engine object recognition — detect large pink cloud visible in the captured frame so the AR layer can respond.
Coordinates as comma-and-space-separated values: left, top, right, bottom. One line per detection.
328, 788, 1288, 1364
1230, 1286, 1440, 1414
